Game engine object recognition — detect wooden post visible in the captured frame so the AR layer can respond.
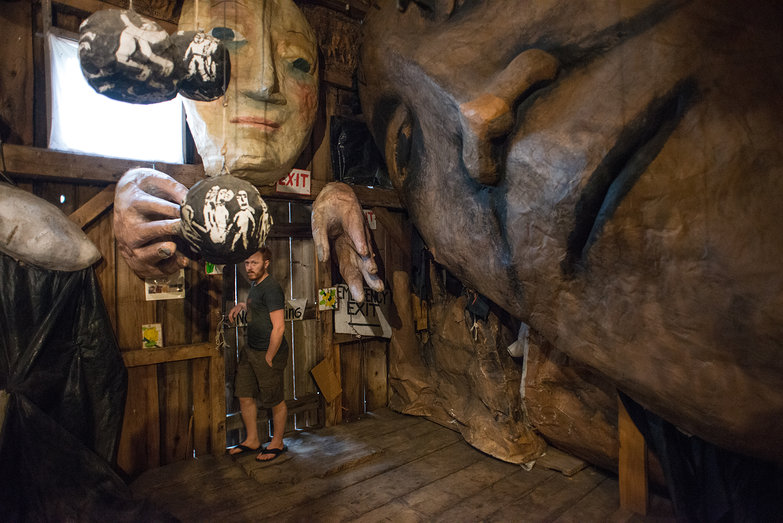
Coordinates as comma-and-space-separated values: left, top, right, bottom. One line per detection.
208, 274, 227, 454
618, 394, 648, 515
315, 247, 341, 426
209, 347, 227, 454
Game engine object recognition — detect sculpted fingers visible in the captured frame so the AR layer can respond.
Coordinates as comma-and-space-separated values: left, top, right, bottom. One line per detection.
360, 253, 384, 293
129, 193, 182, 220
118, 239, 183, 278
137, 171, 189, 203
313, 182, 385, 300
344, 204, 369, 258
311, 214, 331, 263
335, 235, 367, 302
312, 182, 371, 261
120, 167, 188, 203
118, 218, 181, 250
115, 168, 193, 279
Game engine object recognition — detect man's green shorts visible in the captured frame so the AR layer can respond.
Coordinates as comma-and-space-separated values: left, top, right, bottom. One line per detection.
235, 345, 288, 408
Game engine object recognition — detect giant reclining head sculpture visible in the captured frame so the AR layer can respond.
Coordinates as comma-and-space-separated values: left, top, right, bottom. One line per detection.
359, 0, 783, 464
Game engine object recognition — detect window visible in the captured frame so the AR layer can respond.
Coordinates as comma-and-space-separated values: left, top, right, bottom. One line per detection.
47, 32, 185, 164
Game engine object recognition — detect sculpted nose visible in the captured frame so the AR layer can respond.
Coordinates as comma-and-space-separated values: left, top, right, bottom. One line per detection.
459, 49, 559, 185
242, 33, 286, 104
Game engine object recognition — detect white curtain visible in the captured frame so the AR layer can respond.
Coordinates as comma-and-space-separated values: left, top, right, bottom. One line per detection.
47, 33, 185, 164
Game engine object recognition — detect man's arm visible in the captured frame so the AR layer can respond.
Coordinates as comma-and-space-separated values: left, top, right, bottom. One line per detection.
265, 308, 285, 366
228, 302, 246, 323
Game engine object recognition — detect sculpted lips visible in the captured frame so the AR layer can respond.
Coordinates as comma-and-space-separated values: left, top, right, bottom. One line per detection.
231, 116, 281, 130
561, 79, 696, 277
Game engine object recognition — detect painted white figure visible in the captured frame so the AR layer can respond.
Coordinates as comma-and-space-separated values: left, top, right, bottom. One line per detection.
185, 32, 218, 82
202, 185, 219, 243
230, 190, 256, 250
179, 202, 204, 248
203, 185, 235, 244
116, 12, 174, 81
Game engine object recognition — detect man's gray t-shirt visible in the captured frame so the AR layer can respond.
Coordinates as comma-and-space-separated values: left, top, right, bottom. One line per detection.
246, 275, 287, 351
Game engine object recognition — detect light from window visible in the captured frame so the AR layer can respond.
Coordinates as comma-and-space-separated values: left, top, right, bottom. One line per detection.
47, 33, 185, 164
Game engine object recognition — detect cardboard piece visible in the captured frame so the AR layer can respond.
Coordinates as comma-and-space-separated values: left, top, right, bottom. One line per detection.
310, 359, 341, 402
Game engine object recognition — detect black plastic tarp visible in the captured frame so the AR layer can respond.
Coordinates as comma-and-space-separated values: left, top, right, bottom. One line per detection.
619, 391, 783, 522
0, 252, 171, 521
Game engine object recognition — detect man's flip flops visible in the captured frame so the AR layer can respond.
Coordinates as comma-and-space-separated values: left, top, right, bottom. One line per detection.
256, 445, 288, 462
228, 444, 260, 456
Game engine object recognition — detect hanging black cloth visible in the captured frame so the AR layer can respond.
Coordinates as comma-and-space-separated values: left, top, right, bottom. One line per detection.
618, 391, 783, 522
330, 115, 391, 188
0, 252, 171, 521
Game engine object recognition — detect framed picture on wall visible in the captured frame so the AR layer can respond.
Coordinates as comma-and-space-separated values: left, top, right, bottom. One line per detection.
141, 323, 163, 349
144, 269, 185, 301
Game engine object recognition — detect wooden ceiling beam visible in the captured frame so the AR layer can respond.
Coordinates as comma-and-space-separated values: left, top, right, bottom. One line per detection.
53, 0, 370, 29
52, 0, 179, 33
2, 144, 403, 209
69, 183, 116, 228
2, 143, 202, 186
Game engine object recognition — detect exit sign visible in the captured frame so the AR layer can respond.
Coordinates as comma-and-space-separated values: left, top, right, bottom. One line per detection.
276, 168, 311, 195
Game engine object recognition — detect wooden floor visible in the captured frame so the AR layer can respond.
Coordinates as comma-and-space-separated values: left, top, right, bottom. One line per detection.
131, 409, 675, 522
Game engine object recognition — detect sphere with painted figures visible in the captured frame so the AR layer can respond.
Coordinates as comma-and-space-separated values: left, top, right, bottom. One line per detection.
180, 174, 272, 264
78, 9, 182, 104
172, 30, 231, 101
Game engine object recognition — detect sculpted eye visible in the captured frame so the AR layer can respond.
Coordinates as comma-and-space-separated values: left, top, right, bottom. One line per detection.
209, 26, 247, 49
398, 0, 464, 21
384, 104, 413, 188
292, 57, 312, 73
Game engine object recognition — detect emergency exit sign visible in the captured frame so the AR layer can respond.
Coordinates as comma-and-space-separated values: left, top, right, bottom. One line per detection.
276, 168, 311, 195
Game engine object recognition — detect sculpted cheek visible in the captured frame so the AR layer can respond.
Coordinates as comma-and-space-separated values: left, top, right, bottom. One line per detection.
289, 80, 318, 125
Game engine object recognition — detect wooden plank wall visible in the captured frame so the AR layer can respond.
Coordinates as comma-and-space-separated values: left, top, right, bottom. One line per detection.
339, 207, 410, 421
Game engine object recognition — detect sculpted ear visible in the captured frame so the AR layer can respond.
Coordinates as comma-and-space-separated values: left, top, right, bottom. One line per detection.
383, 105, 413, 190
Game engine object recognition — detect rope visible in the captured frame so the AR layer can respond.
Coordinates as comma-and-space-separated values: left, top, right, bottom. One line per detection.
215, 314, 232, 353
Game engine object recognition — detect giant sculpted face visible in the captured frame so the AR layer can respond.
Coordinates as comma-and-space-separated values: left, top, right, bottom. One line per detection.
360, 0, 783, 463
178, 0, 318, 183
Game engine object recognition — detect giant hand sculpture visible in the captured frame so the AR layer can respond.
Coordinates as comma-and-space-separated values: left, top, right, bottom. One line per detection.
312, 182, 384, 300
114, 168, 190, 278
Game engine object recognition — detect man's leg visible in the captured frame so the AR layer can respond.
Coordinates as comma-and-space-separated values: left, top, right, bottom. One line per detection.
228, 397, 260, 454
230, 349, 261, 454
257, 400, 287, 461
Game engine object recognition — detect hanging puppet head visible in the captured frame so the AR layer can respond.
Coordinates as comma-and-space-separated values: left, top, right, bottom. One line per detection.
171, 30, 231, 101
79, 9, 230, 103
177, 0, 319, 185
179, 174, 272, 264
78, 9, 182, 104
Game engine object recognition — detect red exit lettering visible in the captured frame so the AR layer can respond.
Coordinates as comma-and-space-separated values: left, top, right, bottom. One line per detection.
276, 169, 312, 195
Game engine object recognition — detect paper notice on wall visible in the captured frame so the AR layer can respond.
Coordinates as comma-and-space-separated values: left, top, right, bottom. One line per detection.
318, 287, 337, 310
334, 284, 392, 338
285, 298, 307, 321
144, 269, 185, 300
363, 209, 376, 230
